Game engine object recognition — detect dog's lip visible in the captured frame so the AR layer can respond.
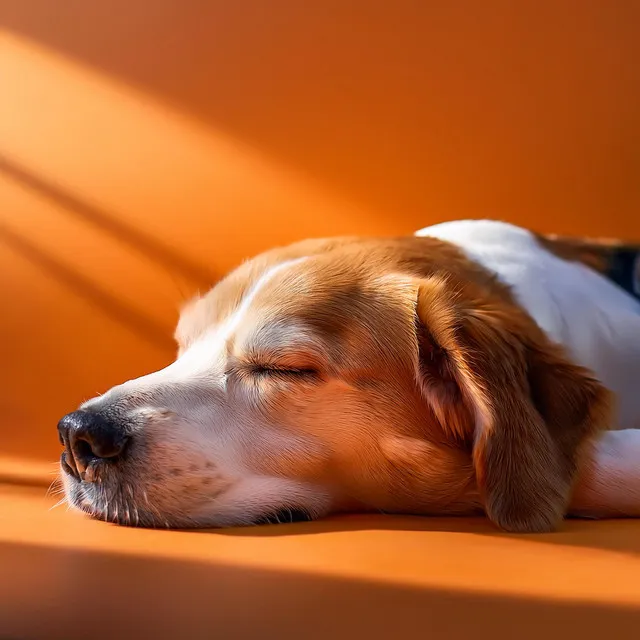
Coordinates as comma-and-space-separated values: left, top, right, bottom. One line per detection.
60, 451, 79, 479
252, 507, 314, 525
61, 450, 109, 485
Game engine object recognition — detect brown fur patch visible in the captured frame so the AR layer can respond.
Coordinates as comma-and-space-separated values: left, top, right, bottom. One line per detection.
535, 232, 640, 275
414, 271, 612, 532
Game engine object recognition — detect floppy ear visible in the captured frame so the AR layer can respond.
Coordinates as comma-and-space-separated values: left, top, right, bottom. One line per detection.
414, 277, 612, 532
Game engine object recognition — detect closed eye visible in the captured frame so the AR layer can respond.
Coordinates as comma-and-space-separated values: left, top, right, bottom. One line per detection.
250, 365, 318, 378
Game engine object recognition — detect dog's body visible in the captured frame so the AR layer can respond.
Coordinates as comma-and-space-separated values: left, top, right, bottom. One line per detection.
417, 220, 640, 430
58, 220, 640, 532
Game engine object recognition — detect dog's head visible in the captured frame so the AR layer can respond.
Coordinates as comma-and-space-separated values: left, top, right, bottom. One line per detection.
58, 236, 610, 532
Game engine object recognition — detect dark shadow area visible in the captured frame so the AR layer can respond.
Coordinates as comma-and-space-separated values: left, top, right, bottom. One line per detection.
0, 221, 175, 353
3, 1, 640, 234
1, 538, 639, 640
0, 472, 50, 490
0, 156, 216, 289
195, 512, 640, 558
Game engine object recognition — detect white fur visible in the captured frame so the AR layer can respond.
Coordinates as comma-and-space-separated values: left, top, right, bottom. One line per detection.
573, 429, 640, 517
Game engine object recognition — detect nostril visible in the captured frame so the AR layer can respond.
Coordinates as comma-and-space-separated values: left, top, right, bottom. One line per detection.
75, 430, 128, 460
74, 438, 97, 463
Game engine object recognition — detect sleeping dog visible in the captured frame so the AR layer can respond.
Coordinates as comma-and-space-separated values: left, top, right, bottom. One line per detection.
57, 220, 640, 532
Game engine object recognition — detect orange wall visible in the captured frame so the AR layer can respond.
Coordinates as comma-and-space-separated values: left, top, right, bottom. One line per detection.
1, 1, 639, 470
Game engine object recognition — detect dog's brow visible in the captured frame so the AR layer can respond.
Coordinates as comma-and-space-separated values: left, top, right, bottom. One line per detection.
244, 323, 326, 363
224, 256, 308, 336
178, 257, 308, 348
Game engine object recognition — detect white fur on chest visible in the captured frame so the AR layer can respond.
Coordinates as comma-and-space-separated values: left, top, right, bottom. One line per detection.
416, 220, 640, 430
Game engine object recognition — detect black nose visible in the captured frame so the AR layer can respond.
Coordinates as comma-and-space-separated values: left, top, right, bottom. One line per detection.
57, 410, 129, 480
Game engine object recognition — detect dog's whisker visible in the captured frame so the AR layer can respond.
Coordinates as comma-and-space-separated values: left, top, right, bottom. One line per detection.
49, 496, 67, 511
45, 477, 63, 499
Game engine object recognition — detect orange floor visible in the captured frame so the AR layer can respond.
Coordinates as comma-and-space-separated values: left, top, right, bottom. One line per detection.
2, 482, 640, 639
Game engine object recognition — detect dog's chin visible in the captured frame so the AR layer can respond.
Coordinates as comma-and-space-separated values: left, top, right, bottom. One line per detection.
62, 474, 162, 528
61, 471, 318, 530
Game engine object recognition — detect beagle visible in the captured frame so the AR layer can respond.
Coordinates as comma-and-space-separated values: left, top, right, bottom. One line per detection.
57, 220, 640, 532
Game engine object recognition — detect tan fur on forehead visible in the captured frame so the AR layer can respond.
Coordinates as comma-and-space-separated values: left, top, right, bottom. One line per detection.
176, 234, 505, 349
175, 237, 352, 349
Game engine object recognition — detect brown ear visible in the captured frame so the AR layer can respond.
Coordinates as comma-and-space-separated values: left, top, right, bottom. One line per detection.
414, 277, 612, 532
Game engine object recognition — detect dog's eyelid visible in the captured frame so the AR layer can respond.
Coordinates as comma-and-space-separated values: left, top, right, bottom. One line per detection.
244, 346, 325, 370
225, 351, 323, 378
251, 364, 319, 377
247, 354, 321, 374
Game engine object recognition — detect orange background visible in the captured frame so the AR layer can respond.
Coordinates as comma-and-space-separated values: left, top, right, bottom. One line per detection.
1, 0, 639, 473
2, 6, 640, 638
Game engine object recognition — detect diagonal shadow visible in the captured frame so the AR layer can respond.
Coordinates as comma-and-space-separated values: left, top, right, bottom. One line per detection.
4, 0, 640, 239
0, 221, 175, 353
0, 155, 216, 289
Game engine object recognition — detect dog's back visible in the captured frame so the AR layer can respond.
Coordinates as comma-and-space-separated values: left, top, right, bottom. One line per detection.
538, 231, 640, 300
417, 220, 640, 430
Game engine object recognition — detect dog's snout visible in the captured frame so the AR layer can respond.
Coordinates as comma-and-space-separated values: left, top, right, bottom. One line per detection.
58, 410, 129, 480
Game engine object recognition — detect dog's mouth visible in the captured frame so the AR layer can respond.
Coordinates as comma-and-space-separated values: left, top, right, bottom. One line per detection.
62, 465, 316, 529
81, 502, 315, 529
253, 508, 314, 525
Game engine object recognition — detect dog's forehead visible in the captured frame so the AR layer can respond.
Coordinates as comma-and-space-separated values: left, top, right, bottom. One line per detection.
178, 259, 352, 346
174, 247, 309, 346
175, 239, 418, 350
